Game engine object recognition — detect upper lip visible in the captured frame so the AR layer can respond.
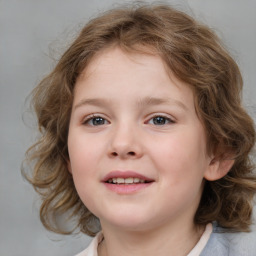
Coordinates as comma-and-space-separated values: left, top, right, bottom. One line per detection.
102, 170, 154, 182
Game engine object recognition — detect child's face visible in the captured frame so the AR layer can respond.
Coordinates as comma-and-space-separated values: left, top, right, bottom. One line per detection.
68, 47, 214, 232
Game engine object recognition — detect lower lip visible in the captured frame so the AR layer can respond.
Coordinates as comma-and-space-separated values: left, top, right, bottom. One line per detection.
103, 183, 153, 194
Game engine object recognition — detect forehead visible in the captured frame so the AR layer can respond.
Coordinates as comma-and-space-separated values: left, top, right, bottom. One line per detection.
77, 46, 191, 92
79, 47, 161, 76
73, 47, 197, 117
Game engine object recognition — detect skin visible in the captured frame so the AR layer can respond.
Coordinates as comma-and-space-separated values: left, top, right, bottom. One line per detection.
68, 47, 232, 256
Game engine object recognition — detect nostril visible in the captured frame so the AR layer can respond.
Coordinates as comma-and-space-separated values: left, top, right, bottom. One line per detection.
110, 151, 136, 157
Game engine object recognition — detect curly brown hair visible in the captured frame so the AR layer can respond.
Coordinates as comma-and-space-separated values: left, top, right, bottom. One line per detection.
23, 4, 256, 236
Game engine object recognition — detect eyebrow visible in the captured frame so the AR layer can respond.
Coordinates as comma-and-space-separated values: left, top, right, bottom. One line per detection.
74, 98, 111, 110
74, 97, 188, 111
137, 97, 188, 110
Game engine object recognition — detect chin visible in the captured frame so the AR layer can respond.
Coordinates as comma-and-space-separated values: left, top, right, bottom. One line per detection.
99, 210, 157, 232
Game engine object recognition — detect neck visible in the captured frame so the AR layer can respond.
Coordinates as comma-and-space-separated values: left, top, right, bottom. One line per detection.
98, 220, 204, 256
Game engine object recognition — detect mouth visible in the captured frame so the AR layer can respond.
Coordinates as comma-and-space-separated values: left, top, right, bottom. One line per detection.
102, 171, 154, 185
102, 171, 154, 194
106, 177, 152, 185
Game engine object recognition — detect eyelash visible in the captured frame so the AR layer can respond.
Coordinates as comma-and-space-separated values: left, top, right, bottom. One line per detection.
82, 114, 175, 127
146, 114, 175, 126
82, 114, 110, 126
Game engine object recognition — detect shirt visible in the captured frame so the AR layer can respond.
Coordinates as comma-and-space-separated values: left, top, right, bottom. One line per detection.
75, 223, 256, 256
75, 223, 213, 256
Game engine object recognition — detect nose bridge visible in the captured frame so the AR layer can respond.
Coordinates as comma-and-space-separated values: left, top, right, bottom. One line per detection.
109, 119, 142, 158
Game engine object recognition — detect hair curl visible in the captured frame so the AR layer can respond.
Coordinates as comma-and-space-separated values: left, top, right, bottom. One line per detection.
23, 4, 256, 236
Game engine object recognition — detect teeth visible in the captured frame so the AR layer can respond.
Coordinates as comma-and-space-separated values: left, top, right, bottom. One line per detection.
134, 178, 140, 183
107, 177, 147, 184
124, 177, 133, 184
117, 178, 124, 183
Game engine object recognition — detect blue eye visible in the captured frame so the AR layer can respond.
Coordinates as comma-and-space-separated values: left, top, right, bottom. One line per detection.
148, 116, 173, 125
83, 116, 109, 126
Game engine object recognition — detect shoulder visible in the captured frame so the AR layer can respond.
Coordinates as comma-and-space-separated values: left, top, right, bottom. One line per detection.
201, 223, 256, 256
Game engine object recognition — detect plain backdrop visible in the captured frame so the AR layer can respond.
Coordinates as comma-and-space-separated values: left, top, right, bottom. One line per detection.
0, 0, 255, 255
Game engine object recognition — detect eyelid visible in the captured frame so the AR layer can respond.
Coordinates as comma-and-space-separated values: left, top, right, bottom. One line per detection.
81, 114, 110, 125
80, 113, 175, 126
145, 113, 176, 124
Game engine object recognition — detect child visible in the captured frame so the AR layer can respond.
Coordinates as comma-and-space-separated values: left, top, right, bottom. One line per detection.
24, 3, 256, 256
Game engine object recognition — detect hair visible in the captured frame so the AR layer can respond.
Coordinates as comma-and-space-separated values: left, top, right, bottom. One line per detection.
23, 3, 256, 236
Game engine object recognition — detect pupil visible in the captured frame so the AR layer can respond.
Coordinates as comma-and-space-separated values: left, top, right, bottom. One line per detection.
93, 117, 104, 125
153, 117, 165, 125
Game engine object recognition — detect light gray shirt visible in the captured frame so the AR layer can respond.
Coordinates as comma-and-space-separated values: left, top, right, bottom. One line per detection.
201, 223, 256, 256
76, 222, 256, 256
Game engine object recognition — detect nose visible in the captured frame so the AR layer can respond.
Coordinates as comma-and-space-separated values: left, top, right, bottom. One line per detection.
108, 123, 143, 159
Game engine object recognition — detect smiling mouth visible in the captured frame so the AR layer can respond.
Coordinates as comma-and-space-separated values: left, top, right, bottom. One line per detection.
106, 177, 152, 184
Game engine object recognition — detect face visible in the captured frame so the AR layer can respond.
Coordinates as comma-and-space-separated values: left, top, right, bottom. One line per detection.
68, 47, 214, 233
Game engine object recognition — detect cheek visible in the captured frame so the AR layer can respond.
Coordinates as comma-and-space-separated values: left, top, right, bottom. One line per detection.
68, 132, 105, 168
68, 136, 100, 195
150, 129, 208, 181
68, 137, 101, 210
146, 133, 206, 216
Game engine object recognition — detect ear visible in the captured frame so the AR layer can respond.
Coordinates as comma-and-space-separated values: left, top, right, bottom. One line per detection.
204, 156, 235, 181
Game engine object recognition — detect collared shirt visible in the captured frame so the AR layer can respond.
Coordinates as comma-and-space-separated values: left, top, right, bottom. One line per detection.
200, 223, 256, 256
75, 223, 213, 256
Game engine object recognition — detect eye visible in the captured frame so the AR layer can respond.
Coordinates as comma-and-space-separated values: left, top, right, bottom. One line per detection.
147, 115, 174, 126
82, 115, 109, 126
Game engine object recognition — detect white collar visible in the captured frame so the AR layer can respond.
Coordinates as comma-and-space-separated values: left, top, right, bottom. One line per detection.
76, 223, 213, 256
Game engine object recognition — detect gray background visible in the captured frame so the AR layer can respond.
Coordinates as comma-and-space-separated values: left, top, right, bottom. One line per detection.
1, 0, 255, 255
